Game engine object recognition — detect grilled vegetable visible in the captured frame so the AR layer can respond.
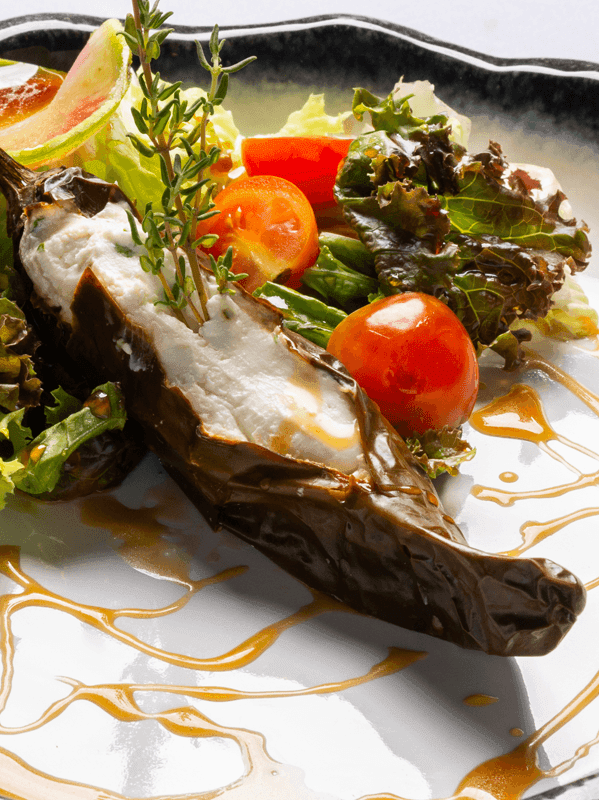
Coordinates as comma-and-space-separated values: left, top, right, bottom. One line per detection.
0, 255, 143, 503
0, 149, 586, 657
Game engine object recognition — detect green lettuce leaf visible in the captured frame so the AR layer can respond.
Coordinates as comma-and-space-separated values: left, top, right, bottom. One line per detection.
274, 94, 352, 137
301, 245, 378, 309
44, 386, 83, 426
390, 79, 471, 146
405, 426, 476, 479
15, 382, 127, 496
0, 408, 30, 509
254, 282, 346, 349
0, 297, 42, 411
511, 272, 599, 341
333, 89, 592, 358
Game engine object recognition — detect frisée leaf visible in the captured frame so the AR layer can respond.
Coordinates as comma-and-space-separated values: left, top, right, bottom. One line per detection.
334, 89, 592, 360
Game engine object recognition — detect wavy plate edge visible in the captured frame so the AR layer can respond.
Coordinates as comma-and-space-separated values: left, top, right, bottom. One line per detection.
1, 12, 599, 80
0, 10, 598, 800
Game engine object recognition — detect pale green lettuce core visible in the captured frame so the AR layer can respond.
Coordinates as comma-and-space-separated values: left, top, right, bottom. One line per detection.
511, 272, 599, 341
392, 78, 471, 147
66, 78, 242, 211
274, 93, 353, 137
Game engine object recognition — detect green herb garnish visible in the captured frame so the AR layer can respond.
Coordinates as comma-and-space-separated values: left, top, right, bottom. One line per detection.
121, 0, 255, 324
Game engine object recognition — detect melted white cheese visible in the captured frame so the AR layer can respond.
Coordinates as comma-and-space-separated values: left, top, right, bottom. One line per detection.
20, 201, 363, 473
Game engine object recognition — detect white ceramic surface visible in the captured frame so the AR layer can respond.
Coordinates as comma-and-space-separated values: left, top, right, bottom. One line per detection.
0, 17, 598, 800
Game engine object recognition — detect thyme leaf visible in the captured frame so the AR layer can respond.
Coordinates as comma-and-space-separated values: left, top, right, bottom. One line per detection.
122, 0, 256, 325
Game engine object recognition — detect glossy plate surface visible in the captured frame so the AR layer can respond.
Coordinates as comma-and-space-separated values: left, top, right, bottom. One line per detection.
0, 14, 599, 800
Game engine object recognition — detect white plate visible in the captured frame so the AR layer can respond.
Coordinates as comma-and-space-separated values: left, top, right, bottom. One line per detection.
0, 15, 598, 800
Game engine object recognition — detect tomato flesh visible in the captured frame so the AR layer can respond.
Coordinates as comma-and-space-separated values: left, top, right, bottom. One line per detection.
241, 136, 352, 206
197, 175, 319, 292
327, 293, 479, 437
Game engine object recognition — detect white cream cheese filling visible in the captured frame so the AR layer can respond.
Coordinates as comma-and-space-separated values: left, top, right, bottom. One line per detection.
20, 201, 363, 473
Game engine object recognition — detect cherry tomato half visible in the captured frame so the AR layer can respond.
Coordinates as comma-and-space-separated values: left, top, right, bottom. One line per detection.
197, 175, 320, 293
327, 293, 479, 437
241, 136, 352, 206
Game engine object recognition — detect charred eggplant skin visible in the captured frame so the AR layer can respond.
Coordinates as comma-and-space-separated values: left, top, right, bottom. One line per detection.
0, 149, 586, 656
70, 266, 585, 657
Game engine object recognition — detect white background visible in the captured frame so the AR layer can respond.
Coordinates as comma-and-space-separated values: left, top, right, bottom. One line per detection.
5, 0, 599, 64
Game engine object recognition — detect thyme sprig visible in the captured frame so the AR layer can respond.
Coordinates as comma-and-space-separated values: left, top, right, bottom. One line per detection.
120, 0, 255, 325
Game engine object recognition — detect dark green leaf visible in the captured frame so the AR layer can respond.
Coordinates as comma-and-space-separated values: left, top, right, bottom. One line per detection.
195, 40, 211, 70
130, 106, 149, 135
302, 246, 378, 308
127, 133, 155, 159
17, 383, 127, 496
158, 80, 181, 101
44, 387, 82, 426
254, 283, 347, 348
318, 232, 375, 275
222, 56, 257, 75
209, 25, 220, 56
213, 73, 229, 105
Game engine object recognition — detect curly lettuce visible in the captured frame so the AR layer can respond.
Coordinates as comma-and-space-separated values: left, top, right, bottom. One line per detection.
333, 88, 592, 362
0, 382, 128, 507
274, 93, 353, 137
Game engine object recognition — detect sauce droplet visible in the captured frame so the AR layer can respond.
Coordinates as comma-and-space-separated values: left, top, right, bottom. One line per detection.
83, 390, 111, 419
499, 472, 519, 483
463, 694, 499, 707
470, 384, 555, 444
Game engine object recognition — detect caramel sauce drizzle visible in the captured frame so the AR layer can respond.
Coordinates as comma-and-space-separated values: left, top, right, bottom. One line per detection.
0, 494, 422, 800
470, 352, 599, 568
505, 508, 599, 557
3, 344, 599, 800
463, 694, 499, 707
471, 383, 599, 508
356, 659, 599, 800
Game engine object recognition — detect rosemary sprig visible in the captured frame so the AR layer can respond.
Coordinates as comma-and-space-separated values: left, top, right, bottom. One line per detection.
120, 0, 255, 325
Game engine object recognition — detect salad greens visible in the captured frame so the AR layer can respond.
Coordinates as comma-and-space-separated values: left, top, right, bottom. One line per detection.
330, 88, 591, 365
0, 293, 130, 507
0, 3, 594, 489
2, 382, 128, 502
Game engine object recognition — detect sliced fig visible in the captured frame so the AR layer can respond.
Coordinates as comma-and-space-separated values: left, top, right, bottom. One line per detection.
0, 20, 130, 168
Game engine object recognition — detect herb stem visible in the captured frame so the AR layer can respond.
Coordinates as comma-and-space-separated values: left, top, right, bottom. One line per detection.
124, 0, 254, 322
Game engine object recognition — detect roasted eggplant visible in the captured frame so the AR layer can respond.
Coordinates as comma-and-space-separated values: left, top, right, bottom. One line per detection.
0, 149, 586, 656
0, 243, 144, 501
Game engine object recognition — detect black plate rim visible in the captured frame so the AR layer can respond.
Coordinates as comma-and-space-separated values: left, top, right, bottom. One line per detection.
1, 11, 599, 79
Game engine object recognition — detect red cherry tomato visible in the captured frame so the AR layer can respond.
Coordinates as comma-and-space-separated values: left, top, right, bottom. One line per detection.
197, 175, 319, 293
241, 136, 352, 206
327, 293, 479, 437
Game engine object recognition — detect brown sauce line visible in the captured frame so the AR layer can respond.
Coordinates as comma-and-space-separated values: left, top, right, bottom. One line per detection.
0, 545, 427, 800
0, 545, 348, 726
471, 470, 599, 507
463, 694, 499, 707
0, 747, 127, 800
524, 348, 599, 418
538, 440, 582, 475
500, 507, 599, 557
0, 647, 424, 735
